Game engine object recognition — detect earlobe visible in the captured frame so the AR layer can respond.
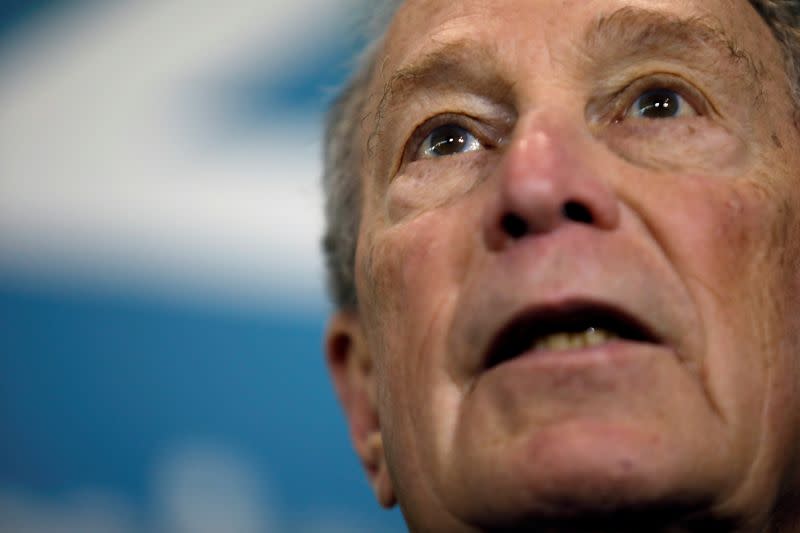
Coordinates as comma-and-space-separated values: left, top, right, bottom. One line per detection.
365, 433, 397, 508
325, 311, 397, 508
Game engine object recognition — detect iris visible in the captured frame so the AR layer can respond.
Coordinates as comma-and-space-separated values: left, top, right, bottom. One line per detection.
421, 124, 482, 158
631, 88, 686, 119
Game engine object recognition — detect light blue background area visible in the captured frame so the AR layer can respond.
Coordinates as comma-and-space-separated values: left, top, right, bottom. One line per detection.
0, 2, 405, 531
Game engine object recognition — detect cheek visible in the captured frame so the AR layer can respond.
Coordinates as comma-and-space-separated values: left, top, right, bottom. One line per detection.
357, 205, 482, 481
357, 203, 479, 387
361, 215, 461, 324
632, 175, 778, 299
638, 171, 797, 424
605, 119, 748, 175
386, 153, 493, 223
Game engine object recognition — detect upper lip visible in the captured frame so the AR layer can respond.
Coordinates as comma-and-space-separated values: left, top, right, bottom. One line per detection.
483, 300, 664, 370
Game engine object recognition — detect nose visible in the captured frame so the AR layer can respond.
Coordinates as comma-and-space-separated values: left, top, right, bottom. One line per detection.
483, 112, 620, 251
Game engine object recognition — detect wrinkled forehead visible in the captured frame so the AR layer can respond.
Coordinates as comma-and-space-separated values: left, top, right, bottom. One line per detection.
375, 0, 776, 89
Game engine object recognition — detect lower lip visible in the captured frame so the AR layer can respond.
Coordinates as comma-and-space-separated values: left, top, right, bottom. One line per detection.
486, 340, 666, 374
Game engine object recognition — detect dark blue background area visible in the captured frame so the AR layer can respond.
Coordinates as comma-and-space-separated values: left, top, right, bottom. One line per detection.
0, 284, 402, 528
0, 0, 80, 45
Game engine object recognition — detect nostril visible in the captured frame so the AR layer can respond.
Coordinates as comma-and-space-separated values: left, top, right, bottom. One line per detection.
563, 201, 594, 224
501, 213, 528, 239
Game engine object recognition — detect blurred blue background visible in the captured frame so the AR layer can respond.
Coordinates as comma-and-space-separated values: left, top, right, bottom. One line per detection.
0, 1, 405, 531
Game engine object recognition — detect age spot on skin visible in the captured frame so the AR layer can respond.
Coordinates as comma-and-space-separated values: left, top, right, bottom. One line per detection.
618, 458, 634, 473
771, 132, 783, 149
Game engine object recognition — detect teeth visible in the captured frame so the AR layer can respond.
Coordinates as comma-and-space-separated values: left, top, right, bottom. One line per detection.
533, 328, 618, 351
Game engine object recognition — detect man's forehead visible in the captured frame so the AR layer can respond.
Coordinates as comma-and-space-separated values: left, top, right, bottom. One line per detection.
378, 0, 767, 75
367, 0, 770, 144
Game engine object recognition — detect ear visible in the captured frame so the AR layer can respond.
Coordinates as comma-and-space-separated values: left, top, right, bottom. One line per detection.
325, 311, 396, 508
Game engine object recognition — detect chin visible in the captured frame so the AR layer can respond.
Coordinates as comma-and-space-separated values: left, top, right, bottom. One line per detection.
444, 417, 732, 532
518, 421, 691, 506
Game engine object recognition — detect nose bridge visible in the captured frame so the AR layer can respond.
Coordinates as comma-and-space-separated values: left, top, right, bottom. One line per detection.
483, 110, 620, 249
501, 111, 590, 206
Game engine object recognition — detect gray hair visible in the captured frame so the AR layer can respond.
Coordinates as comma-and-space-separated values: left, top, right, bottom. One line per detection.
321, 0, 800, 311
751, 1, 800, 103
321, 1, 401, 310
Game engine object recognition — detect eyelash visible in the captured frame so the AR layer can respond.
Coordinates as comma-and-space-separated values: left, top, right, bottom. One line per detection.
405, 113, 493, 162
610, 74, 708, 122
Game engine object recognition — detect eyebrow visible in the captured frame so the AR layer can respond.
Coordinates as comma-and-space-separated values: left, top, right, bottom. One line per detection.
582, 6, 762, 83
371, 6, 763, 143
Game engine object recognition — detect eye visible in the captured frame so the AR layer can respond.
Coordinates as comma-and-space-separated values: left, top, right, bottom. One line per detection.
417, 124, 483, 159
626, 88, 697, 119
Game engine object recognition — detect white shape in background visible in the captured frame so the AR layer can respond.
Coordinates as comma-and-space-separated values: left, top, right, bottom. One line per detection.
152, 443, 275, 533
0, 0, 362, 311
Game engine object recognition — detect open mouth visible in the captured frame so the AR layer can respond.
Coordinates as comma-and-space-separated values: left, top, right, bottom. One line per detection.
484, 304, 661, 370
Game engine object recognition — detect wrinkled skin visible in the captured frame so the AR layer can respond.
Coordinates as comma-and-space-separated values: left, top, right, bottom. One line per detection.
326, 0, 800, 531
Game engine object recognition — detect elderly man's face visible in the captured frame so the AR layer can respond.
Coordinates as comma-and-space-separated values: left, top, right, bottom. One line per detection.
326, 0, 800, 530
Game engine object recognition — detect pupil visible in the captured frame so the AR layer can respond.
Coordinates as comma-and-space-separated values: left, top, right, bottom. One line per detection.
638, 90, 679, 118
431, 126, 468, 156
